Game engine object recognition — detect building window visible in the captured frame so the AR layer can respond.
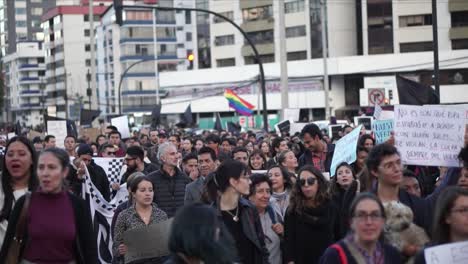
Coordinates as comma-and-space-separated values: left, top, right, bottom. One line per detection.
31, 7, 42, 16
84, 14, 100, 22
367, 0, 394, 54
285, 0, 305, 14
452, 39, 468, 50
217, 58, 236, 67
85, 59, 91, 66
213, 11, 234, 23
244, 54, 275, 65
185, 11, 192, 24
16, 21, 27, 27
400, 42, 433, 53
246, 30, 274, 44
399, 14, 432, 27
451, 11, 468, 27
242, 5, 273, 22
286, 25, 306, 38
186, 32, 192, 41
84, 29, 90, 37
287, 51, 307, 61
85, 44, 91, 52
16, 8, 26, 15
214, 34, 235, 46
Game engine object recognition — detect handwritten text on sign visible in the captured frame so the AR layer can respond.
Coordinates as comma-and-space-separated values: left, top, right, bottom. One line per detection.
372, 119, 394, 144
394, 105, 465, 167
424, 240, 468, 264
330, 125, 362, 176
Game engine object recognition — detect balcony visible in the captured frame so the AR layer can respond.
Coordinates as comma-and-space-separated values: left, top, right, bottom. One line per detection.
122, 89, 168, 97
122, 19, 176, 26
119, 54, 178, 61
240, 17, 274, 33
18, 63, 45, 71
20, 103, 43, 110
241, 43, 274, 56
119, 37, 177, 44
20, 90, 43, 97
19, 77, 43, 84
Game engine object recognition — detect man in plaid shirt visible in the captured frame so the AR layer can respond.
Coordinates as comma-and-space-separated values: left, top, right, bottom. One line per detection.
298, 123, 334, 173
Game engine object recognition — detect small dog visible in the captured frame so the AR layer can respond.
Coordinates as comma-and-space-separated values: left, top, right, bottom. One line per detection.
383, 201, 429, 262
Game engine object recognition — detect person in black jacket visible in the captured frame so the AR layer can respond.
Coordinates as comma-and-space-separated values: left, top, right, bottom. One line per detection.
120, 146, 158, 184
147, 142, 191, 218
204, 159, 269, 264
284, 165, 340, 264
0, 148, 97, 264
69, 144, 111, 201
298, 123, 334, 173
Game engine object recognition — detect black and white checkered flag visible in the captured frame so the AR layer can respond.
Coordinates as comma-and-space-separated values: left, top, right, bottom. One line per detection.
93, 157, 126, 195
83, 165, 128, 264
0, 146, 5, 156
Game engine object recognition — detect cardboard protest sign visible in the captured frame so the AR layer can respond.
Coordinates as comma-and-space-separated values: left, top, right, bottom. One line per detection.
124, 218, 173, 263
354, 116, 372, 130
47, 120, 67, 148
330, 125, 362, 176
111, 116, 131, 139
424, 240, 468, 264
394, 105, 465, 167
372, 119, 394, 144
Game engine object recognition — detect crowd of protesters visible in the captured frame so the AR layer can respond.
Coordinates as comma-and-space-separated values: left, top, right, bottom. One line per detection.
0, 120, 466, 264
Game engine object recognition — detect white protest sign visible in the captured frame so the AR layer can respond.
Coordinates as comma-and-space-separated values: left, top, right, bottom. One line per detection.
284, 108, 300, 122
330, 125, 362, 176
394, 105, 465, 167
7, 133, 16, 140
47, 120, 67, 148
379, 110, 395, 120
424, 240, 468, 264
111, 116, 131, 139
372, 119, 394, 144
373, 104, 383, 120
290, 122, 307, 136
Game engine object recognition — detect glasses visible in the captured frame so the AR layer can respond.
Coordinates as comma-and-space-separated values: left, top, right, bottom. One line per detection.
299, 177, 316, 186
451, 207, 468, 216
106, 151, 116, 155
353, 212, 383, 222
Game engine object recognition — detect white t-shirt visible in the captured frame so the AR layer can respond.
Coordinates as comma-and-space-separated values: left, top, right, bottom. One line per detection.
0, 181, 28, 249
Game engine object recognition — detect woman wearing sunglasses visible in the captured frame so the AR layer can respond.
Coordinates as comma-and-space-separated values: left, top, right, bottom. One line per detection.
319, 192, 402, 264
284, 165, 340, 264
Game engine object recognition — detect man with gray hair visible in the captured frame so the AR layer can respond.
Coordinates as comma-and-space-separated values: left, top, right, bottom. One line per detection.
146, 142, 191, 217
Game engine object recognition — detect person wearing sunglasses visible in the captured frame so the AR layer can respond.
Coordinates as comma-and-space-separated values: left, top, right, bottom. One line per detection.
319, 193, 402, 264
120, 146, 158, 185
284, 165, 341, 264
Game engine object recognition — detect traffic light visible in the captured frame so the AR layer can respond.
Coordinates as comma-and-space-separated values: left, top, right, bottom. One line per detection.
113, 0, 123, 26
187, 52, 194, 70
388, 89, 393, 100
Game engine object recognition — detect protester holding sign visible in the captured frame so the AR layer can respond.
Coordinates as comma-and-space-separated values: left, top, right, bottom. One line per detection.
113, 176, 168, 263
0, 137, 38, 249
414, 187, 468, 264
0, 148, 97, 263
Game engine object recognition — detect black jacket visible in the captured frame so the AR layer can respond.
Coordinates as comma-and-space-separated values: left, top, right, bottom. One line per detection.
0, 192, 98, 264
214, 198, 270, 264
120, 162, 159, 184
67, 161, 111, 202
147, 166, 191, 218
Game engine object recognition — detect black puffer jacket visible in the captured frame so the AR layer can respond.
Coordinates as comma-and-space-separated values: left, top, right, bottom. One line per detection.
147, 166, 191, 218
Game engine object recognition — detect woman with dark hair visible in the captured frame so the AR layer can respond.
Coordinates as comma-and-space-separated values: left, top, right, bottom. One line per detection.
353, 146, 368, 175
0, 136, 38, 248
358, 134, 375, 151
284, 165, 340, 264
319, 193, 402, 263
0, 148, 97, 263
330, 162, 359, 206
248, 174, 283, 264
194, 138, 204, 153
249, 149, 267, 171
268, 165, 293, 222
414, 187, 468, 264
205, 160, 269, 264
165, 203, 236, 264
113, 176, 168, 263
96, 134, 107, 148
260, 140, 272, 161
278, 150, 298, 176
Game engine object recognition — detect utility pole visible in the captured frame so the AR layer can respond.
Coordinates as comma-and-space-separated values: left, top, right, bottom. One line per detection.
89, 0, 97, 109
432, 0, 440, 98
321, 0, 330, 120
279, 0, 289, 120
87, 69, 92, 109
152, 8, 160, 105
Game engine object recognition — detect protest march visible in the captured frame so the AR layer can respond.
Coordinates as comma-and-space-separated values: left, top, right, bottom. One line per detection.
0, 103, 466, 264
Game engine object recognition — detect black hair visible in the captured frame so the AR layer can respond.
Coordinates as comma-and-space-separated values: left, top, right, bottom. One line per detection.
198, 146, 217, 161
182, 152, 198, 164
221, 137, 236, 146
248, 173, 272, 198
232, 146, 248, 156
126, 146, 145, 161
108, 130, 121, 139
44, 135, 55, 142
271, 137, 286, 154
248, 149, 267, 170
168, 203, 236, 264
0, 137, 39, 221
330, 162, 356, 195
169, 134, 181, 143
65, 135, 77, 141
289, 165, 330, 214
41, 148, 71, 170
96, 134, 106, 144
205, 160, 247, 201
432, 187, 468, 244
205, 134, 221, 145
342, 125, 352, 133
459, 147, 468, 166
266, 165, 293, 191
358, 134, 375, 148
130, 176, 154, 194
300, 123, 323, 140
98, 143, 114, 154
106, 125, 118, 131
366, 143, 399, 174
348, 192, 386, 223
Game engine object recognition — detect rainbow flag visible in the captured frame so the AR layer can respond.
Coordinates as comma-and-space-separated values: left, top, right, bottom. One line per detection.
224, 88, 255, 116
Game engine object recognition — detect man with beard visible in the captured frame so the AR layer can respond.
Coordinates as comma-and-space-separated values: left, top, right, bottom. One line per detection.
120, 146, 158, 184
